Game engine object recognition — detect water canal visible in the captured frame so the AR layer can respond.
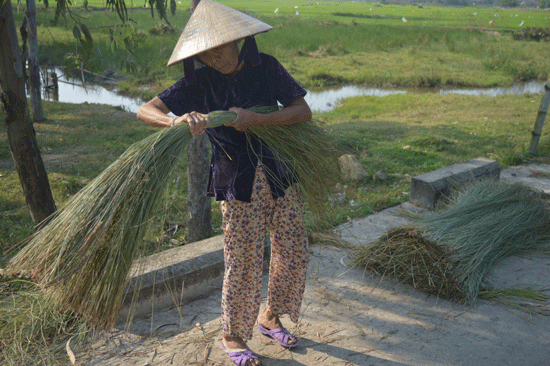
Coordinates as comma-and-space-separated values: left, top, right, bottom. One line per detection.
35, 68, 547, 114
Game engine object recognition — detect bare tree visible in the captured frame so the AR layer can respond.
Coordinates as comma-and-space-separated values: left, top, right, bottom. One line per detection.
26, 0, 44, 122
3, 0, 211, 240
1, 0, 57, 227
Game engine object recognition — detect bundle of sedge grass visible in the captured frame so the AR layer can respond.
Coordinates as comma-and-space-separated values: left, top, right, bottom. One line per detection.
7, 106, 341, 327
353, 180, 550, 303
353, 226, 466, 301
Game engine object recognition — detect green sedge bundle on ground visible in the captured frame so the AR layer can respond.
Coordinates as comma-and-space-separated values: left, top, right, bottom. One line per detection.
353, 180, 550, 303
7, 106, 340, 328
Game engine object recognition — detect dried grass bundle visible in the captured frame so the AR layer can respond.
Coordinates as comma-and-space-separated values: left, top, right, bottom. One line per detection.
7, 106, 340, 327
0, 275, 91, 365
354, 226, 465, 301
353, 180, 550, 303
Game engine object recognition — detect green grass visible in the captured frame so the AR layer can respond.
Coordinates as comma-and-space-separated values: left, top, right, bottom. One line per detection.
3, 90, 548, 265
9, 2, 549, 95
3, 0, 549, 262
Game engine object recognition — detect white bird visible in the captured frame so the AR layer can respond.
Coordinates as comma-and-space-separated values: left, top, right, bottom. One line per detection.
402, 16, 407, 22
296, 11, 299, 15
472, 12, 477, 15
494, 13, 498, 17
274, 8, 279, 13
489, 20, 493, 24
519, 21, 524, 26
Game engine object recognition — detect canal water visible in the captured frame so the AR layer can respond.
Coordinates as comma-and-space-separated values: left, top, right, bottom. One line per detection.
36, 68, 547, 114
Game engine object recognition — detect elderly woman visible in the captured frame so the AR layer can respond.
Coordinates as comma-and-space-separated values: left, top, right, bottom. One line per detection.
137, 1, 311, 365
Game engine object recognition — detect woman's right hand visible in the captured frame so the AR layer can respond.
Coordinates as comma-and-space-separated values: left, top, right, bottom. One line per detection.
177, 111, 211, 136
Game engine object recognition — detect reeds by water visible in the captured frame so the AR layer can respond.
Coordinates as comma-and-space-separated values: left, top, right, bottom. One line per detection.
353, 180, 550, 303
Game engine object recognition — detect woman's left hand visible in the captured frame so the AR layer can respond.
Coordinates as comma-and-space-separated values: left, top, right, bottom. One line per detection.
225, 107, 258, 132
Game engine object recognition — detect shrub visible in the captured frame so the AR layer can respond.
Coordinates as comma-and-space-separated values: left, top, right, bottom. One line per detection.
512, 27, 550, 42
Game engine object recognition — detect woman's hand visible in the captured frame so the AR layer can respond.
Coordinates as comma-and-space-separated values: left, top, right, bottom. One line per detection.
176, 111, 211, 135
225, 107, 258, 132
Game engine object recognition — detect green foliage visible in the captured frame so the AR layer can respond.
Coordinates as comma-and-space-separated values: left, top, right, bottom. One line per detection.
512, 27, 550, 41
495, 0, 519, 7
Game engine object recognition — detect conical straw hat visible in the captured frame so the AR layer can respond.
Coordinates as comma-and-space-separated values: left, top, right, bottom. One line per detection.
167, 0, 273, 66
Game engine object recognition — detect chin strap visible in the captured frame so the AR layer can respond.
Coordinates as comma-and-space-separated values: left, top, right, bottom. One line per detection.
183, 58, 197, 86
238, 35, 262, 67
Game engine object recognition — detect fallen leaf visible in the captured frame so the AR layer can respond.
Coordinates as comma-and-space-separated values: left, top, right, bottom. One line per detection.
66, 338, 76, 365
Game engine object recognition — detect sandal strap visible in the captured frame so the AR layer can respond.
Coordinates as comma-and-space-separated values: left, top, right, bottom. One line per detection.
257, 324, 298, 348
224, 346, 259, 366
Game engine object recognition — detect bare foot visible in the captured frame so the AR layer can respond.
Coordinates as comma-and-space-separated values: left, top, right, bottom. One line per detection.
257, 308, 297, 346
222, 335, 261, 366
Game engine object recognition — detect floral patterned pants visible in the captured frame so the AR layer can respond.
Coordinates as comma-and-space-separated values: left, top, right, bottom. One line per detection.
220, 165, 309, 340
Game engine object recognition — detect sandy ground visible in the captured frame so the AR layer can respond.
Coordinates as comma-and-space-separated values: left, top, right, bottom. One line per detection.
81, 164, 550, 366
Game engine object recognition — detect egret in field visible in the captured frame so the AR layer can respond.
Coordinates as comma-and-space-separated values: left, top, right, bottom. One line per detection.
519, 21, 524, 26
402, 17, 407, 22
274, 8, 278, 13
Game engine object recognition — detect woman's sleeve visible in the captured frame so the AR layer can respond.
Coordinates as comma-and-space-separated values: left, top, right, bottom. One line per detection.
157, 78, 197, 116
265, 54, 307, 107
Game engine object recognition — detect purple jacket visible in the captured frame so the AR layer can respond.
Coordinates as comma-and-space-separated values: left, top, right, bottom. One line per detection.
158, 53, 307, 202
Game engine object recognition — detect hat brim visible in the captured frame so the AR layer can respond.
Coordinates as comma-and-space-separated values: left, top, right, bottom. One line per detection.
167, 0, 273, 66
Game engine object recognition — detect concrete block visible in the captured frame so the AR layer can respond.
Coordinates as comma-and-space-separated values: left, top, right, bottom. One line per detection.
409, 157, 500, 209
118, 234, 270, 322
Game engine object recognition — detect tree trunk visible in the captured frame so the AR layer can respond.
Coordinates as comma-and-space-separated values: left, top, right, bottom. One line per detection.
1, 0, 57, 228
27, 0, 44, 122
186, 134, 212, 243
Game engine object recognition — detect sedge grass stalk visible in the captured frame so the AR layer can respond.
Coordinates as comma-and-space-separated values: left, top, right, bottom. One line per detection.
7, 106, 340, 327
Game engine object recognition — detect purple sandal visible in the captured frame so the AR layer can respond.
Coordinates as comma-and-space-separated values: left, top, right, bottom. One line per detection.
222, 343, 260, 366
257, 324, 299, 348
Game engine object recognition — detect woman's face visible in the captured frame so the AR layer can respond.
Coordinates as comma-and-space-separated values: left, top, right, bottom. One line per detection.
199, 41, 242, 75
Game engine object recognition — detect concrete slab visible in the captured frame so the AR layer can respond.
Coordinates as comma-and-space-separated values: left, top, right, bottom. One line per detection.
500, 163, 550, 197
410, 157, 500, 209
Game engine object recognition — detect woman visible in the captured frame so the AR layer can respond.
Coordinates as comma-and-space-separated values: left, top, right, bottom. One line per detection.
137, 1, 311, 365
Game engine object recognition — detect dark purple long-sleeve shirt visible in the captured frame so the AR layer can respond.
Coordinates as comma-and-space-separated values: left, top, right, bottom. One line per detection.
158, 53, 307, 202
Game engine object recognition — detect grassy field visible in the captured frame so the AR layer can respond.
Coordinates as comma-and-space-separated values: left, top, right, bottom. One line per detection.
2, 2, 550, 257
12, 1, 549, 98
2, 91, 548, 265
